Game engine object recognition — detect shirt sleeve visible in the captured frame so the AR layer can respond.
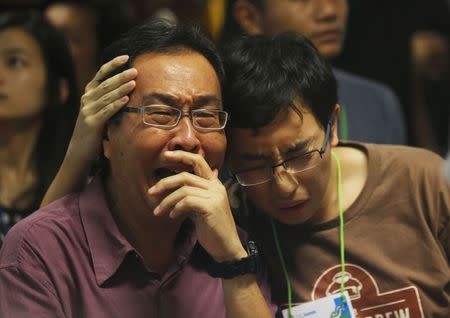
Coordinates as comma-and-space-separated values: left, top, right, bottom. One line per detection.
0, 265, 65, 318
437, 162, 450, 262
444, 152, 450, 184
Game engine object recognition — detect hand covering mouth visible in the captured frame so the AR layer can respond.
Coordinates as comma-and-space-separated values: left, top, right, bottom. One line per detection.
154, 166, 194, 181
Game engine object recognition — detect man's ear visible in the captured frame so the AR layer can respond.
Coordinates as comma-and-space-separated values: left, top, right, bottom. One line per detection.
330, 104, 340, 146
234, 0, 264, 34
59, 78, 70, 104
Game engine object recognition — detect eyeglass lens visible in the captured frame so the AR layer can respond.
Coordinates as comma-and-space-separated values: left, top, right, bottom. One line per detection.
237, 151, 321, 186
142, 105, 226, 129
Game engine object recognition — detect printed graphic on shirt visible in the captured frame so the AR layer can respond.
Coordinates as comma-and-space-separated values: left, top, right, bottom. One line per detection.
311, 264, 424, 318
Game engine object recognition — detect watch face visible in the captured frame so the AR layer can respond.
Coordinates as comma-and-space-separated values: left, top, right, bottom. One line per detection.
247, 240, 258, 256
205, 241, 260, 279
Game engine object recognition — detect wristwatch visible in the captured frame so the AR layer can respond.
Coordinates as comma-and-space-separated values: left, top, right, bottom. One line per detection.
207, 241, 259, 279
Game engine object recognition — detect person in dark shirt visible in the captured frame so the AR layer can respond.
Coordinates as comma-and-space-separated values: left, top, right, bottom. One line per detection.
220, 0, 407, 144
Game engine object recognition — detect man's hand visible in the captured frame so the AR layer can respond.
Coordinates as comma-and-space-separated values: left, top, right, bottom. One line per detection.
148, 150, 247, 262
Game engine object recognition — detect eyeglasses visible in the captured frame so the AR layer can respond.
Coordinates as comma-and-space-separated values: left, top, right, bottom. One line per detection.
233, 119, 333, 187
120, 104, 229, 131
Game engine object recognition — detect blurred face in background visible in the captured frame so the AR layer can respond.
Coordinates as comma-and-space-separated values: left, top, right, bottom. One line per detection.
0, 27, 46, 120
411, 31, 450, 82
45, 3, 98, 92
235, 0, 348, 58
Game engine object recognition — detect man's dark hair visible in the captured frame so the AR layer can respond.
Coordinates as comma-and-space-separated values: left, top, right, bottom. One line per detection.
101, 19, 225, 88
222, 32, 337, 130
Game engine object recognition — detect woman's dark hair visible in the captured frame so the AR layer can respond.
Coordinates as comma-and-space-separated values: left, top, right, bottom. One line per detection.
0, 10, 78, 210
222, 32, 337, 131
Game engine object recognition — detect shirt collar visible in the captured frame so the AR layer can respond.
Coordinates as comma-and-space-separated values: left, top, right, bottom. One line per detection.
79, 176, 134, 286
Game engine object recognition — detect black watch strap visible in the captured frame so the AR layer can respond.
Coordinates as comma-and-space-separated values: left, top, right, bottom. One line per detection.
207, 241, 259, 279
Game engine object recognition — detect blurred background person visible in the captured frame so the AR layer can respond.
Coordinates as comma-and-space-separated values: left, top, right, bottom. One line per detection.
44, 0, 132, 96
411, 30, 449, 155
0, 9, 78, 243
219, 0, 407, 145
332, 0, 450, 153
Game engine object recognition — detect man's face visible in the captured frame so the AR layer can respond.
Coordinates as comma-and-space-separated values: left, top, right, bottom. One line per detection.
228, 106, 338, 225
45, 3, 98, 92
248, 0, 348, 58
103, 51, 226, 214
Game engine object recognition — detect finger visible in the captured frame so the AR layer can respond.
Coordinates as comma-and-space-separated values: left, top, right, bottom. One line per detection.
89, 68, 137, 101
86, 80, 135, 115
85, 55, 130, 92
164, 151, 214, 180
85, 96, 130, 127
153, 186, 208, 216
169, 197, 201, 219
148, 171, 211, 195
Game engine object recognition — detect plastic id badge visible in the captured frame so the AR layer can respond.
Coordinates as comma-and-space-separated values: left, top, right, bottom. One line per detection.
282, 291, 355, 318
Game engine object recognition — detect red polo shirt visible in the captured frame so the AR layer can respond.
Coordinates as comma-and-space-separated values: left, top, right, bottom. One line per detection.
0, 177, 276, 317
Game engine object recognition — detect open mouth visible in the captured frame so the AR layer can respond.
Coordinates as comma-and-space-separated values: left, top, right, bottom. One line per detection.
154, 167, 194, 181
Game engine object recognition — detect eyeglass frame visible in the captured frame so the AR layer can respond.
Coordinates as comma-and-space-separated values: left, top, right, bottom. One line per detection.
233, 118, 333, 187
119, 104, 229, 131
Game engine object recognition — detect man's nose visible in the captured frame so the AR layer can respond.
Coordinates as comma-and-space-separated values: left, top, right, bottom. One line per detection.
167, 116, 202, 153
271, 165, 299, 199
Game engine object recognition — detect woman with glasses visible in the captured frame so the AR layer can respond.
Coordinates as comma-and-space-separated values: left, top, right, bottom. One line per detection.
0, 10, 78, 244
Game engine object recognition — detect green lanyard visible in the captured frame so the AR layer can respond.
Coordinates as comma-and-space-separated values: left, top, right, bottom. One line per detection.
271, 150, 346, 318
339, 104, 348, 141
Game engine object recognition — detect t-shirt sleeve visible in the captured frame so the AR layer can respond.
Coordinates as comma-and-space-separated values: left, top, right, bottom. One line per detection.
0, 265, 65, 317
422, 151, 450, 263
437, 164, 450, 262
409, 148, 450, 263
